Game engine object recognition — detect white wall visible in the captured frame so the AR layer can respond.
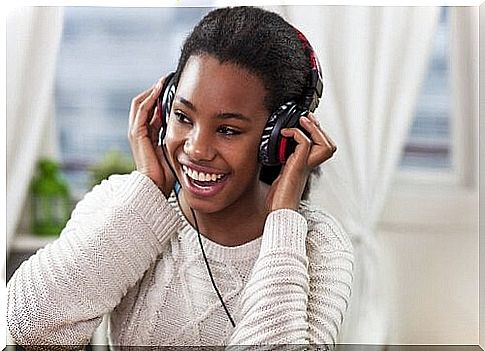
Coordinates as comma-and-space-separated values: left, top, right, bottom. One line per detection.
378, 185, 479, 344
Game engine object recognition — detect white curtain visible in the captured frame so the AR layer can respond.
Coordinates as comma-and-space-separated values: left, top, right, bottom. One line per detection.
5, 7, 64, 346
5, 7, 64, 267
277, 6, 440, 345
450, 6, 479, 188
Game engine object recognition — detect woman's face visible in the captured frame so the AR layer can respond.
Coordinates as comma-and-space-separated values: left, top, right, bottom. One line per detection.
164, 54, 270, 214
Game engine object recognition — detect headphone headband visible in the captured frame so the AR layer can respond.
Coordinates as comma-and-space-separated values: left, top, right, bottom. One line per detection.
159, 26, 323, 170
257, 27, 323, 167
294, 27, 323, 112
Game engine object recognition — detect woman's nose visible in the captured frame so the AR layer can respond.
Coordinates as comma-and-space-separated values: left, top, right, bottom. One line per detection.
183, 129, 216, 162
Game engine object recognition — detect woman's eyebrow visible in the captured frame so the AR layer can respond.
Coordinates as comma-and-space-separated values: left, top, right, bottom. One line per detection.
216, 112, 252, 122
178, 97, 196, 111
177, 96, 252, 122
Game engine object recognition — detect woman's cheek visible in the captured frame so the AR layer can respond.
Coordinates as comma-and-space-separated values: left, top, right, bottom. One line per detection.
239, 139, 263, 172
163, 126, 183, 163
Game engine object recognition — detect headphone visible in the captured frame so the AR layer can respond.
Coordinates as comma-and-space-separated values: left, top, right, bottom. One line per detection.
157, 29, 323, 168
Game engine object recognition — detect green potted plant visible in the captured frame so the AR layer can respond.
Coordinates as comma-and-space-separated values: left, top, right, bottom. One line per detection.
31, 158, 72, 236
88, 149, 135, 188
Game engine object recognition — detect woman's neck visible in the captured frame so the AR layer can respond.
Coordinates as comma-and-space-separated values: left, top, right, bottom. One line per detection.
178, 181, 270, 247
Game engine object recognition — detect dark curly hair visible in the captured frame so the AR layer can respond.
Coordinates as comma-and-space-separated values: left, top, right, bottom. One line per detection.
174, 6, 322, 200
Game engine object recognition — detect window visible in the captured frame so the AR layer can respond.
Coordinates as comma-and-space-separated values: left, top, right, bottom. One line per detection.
56, 6, 457, 199
398, 7, 452, 173
381, 6, 478, 228
55, 7, 214, 199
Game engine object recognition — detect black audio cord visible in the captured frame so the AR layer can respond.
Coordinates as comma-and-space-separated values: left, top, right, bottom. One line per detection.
159, 141, 236, 328
190, 206, 236, 327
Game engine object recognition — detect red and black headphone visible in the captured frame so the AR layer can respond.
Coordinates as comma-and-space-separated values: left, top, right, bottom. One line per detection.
158, 27, 323, 168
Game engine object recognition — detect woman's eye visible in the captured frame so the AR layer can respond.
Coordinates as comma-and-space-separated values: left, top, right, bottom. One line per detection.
174, 111, 191, 124
218, 126, 241, 136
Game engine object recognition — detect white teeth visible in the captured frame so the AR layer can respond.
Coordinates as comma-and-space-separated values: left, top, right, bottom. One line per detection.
182, 165, 225, 182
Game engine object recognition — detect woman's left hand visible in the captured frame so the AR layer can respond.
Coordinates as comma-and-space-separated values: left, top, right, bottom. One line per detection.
266, 112, 337, 212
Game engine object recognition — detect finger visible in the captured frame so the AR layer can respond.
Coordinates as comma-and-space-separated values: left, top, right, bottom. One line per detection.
306, 112, 320, 127
133, 80, 164, 129
307, 144, 336, 167
305, 115, 337, 152
299, 116, 329, 146
318, 126, 337, 153
287, 116, 337, 168
129, 82, 160, 134
150, 106, 164, 146
130, 83, 157, 114
306, 128, 337, 168
150, 105, 160, 126
129, 87, 153, 130
281, 127, 312, 156
301, 116, 338, 157
129, 76, 165, 121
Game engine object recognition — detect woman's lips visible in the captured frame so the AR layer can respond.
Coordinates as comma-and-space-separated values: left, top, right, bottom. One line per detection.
179, 163, 229, 198
182, 164, 226, 182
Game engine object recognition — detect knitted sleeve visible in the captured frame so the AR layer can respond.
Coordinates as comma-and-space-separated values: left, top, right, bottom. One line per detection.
305, 209, 354, 348
7, 171, 181, 348
226, 207, 353, 350
227, 209, 310, 348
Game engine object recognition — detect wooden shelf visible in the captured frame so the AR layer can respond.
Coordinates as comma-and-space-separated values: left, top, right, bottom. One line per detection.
10, 232, 58, 252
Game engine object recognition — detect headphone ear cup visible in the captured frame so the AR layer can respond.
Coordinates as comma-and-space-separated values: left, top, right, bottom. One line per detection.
158, 72, 177, 146
259, 108, 281, 166
259, 102, 306, 166
278, 105, 308, 163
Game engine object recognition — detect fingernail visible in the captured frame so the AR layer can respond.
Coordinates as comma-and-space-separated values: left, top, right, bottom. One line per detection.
301, 116, 310, 123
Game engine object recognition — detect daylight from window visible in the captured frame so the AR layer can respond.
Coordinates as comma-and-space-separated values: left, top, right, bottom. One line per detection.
399, 7, 451, 171
55, 6, 451, 198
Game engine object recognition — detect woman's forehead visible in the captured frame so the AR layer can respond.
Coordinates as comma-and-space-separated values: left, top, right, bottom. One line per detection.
175, 54, 270, 121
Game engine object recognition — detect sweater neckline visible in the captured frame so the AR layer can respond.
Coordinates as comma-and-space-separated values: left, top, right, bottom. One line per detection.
167, 192, 262, 262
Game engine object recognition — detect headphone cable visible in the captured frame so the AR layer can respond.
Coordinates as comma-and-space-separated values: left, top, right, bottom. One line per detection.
159, 142, 236, 328
190, 206, 236, 328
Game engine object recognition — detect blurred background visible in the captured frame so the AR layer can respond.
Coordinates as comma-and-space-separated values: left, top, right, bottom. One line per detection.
5, 4, 480, 349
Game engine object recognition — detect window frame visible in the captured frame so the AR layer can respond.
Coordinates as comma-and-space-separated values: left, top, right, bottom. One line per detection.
380, 6, 478, 230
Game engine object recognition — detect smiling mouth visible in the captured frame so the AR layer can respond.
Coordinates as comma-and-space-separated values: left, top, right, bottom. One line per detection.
182, 165, 228, 187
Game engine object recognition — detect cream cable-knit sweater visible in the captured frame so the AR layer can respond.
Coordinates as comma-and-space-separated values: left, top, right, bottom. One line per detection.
7, 171, 354, 349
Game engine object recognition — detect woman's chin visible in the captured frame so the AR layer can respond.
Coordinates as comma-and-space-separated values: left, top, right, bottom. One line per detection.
178, 171, 261, 215
181, 191, 225, 215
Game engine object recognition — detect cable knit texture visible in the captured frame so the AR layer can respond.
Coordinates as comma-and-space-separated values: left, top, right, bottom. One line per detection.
7, 171, 354, 349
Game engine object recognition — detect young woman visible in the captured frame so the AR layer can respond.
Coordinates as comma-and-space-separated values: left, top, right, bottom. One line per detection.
7, 6, 354, 349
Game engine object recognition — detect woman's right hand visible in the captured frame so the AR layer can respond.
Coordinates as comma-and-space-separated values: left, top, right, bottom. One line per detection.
128, 76, 176, 198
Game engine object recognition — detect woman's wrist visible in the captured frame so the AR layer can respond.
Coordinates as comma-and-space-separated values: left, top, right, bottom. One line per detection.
269, 190, 302, 212
271, 202, 299, 212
